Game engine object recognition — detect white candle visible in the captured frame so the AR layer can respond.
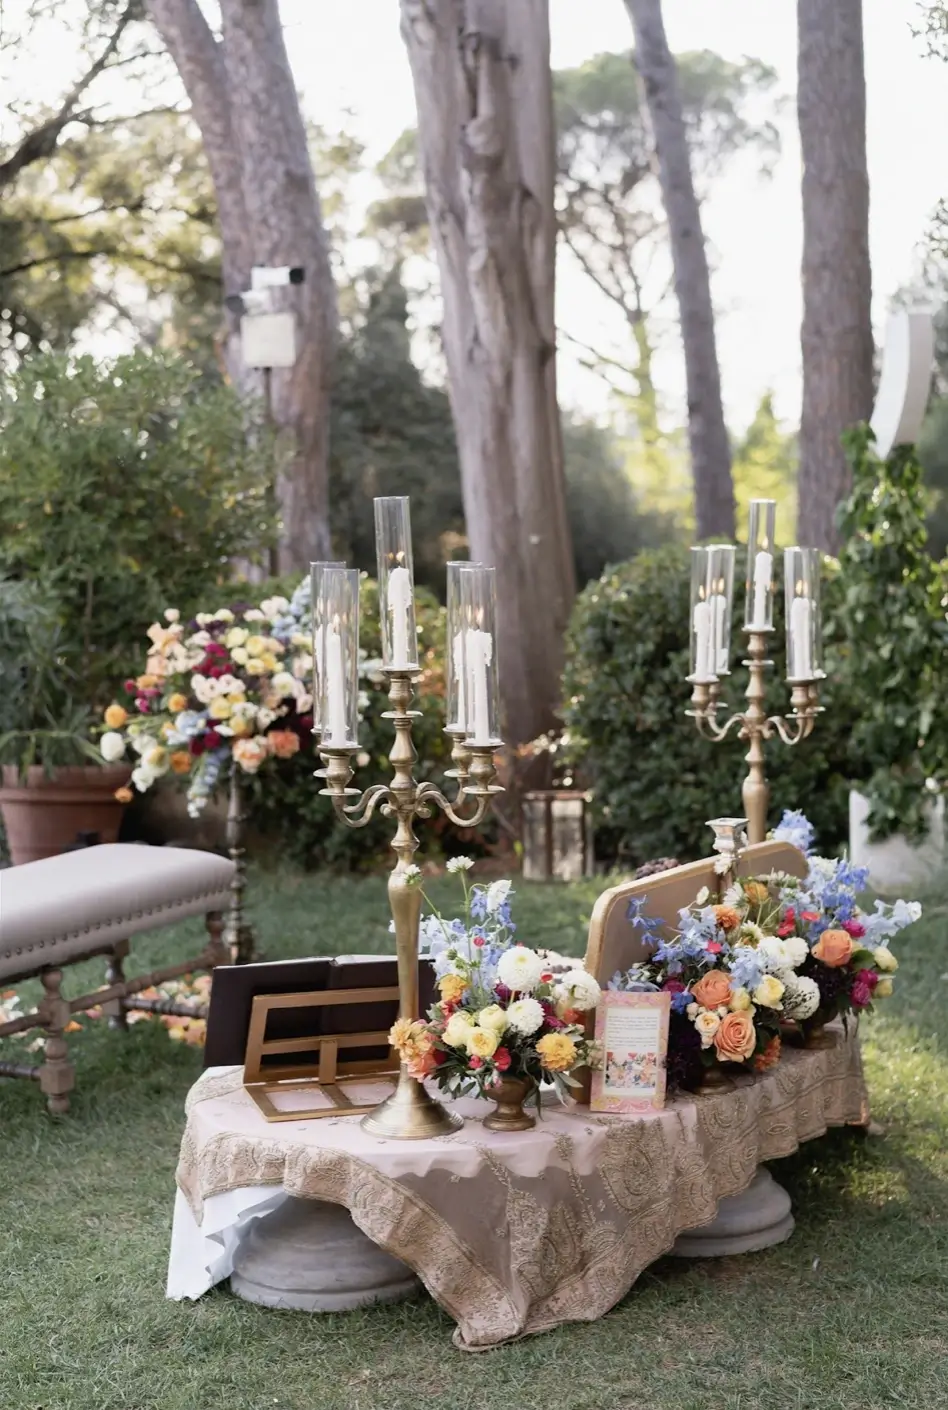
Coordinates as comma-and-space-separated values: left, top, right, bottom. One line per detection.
692, 599, 713, 680
751, 550, 773, 627
467, 629, 492, 743
451, 631, 468, 731
312, 624, 324, 718
387, 565, 412, 667
324, 625, 348, 743
790, 594, 813, 679
710, 592, 728, 674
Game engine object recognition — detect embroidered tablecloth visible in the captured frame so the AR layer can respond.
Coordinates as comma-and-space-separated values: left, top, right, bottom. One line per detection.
173, 1026, 868, 1349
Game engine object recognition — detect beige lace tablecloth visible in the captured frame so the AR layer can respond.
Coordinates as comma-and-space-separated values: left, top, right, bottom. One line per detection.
176, 1026, 868, 1349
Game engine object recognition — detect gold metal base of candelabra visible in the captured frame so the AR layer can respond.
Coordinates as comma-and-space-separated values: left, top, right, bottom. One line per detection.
361, 1067, 463, 1140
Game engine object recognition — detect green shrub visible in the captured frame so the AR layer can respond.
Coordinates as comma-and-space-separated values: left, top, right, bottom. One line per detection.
0, 350, 276, 727
246, 577, 492, 870
562, 545, 860, 867
835, 427, 948, 839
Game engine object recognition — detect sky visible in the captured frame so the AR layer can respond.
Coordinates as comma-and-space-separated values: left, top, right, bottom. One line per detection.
277, 0, 948, 436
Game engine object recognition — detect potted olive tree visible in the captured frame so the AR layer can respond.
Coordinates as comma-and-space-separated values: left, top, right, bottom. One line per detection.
0, 349, 276, 863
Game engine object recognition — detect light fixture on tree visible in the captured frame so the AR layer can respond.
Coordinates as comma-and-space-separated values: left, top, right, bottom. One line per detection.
313, 502, 503, 1140
686, 503, 824, 843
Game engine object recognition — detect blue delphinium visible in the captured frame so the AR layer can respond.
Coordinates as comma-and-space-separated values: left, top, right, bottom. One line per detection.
774, 808, 817, 856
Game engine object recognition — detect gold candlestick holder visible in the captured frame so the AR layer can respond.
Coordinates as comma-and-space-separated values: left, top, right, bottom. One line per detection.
688, 628, 822, 845
317, 669, 502, 1140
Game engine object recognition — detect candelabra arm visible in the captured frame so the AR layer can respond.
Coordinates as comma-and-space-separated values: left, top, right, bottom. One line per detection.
334, 783, 393, 829
414, 781, 493, 831
695, 709, 745, 743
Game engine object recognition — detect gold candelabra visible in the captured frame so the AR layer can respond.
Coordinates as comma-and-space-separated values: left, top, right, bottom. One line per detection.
688, 628, 822, 845
317, 669, 502, 1140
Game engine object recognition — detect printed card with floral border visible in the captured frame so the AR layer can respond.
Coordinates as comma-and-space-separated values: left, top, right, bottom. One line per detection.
590, 991, 671, 1113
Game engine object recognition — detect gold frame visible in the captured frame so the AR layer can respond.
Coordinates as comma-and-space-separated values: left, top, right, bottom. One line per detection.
242, 984, 401, 1122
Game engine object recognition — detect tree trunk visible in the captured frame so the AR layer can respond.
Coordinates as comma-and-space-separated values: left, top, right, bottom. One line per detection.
399, 0, 575, 746
623, 0, 735, 542
147, 0, 337, 570
797, 0, 874, 551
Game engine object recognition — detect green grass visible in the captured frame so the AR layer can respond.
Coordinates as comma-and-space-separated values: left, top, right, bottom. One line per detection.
1, 864, 946, 1410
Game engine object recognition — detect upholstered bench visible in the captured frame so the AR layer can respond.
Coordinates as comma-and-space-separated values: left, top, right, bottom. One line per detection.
0, 844, 236, 1113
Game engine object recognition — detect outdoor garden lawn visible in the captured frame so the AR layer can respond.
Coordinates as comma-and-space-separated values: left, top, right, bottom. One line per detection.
1, 866, 946, 1410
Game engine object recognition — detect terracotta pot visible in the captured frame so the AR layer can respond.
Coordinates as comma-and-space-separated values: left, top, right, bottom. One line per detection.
483, 1077, 536, 1133
0, 764, 131, 865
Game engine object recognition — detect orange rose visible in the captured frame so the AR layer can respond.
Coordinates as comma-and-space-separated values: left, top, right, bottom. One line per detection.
713, 905, 741, 932
267, 729, 301, 760
114, 786, 133, 803
812, 929, 854, 968
169, 750, 192, 775
712, 1011, 756, 1063
690, 970, 733, 1010
744, 880, 770, 907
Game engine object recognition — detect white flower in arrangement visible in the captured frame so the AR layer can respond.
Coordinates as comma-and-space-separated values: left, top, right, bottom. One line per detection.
554, 969, 601, 1013
497, 945, 544, 992
752, 975, 785, 1010
477, 1004, 509, 1036
99, 731, 126, 763
892, 900, 922, 927
505, 997, 545, 1036
782, 935, 809, 969
213, 608, 235, 623
260, 596, 290, 618
243, 608, 266, 622
296, 692, 313, 713
225, 627, 249, 648
187, 630, 211, 648
131, 763, 160, 792
270, 671, 298, 699
195, 613, 212, 627
446, 856, 475, 874
695, 886, 710, 906
255, 707, 277, 729
756, 936, 791, 972
686, 1002, 700, 1021
356, 751, 371, 769
781, 974, 820, 1021
130, 731, 159, 756
486, 879, 512, 914
164, 608, 180, 623
873, 947, 898, 973
190, 674, 214, 704
713, 854, 732, 876
721, 883, 743, 908
740, 921, 766, 947
290, 632, 310, 649
231, 647, 249, 666
694, 1011, 721, 1047
292, 654, 313, 680
401, 865, 423, 885
443, 1010, 475, 1046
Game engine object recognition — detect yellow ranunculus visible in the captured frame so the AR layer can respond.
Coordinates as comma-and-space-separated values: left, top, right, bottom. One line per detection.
874, 977, 894, 998
466, 1026, 499, 1059
167, 692, 189, 714
752, 975, 785, 1009
144, 745, 167, 769
443, 1011, 475, 1047
231, 646, 249, 666
245, 658, 266, 676
245, 635, 267, 657
729, 986, 753, 1012
477, 1004, 509, 1036
260, 653, 278, 672
225, 627, 249, 649
438, 974, 467, 1004
229, 715, 254, 738
208, 697, 232, 720
104, 704, 127, 729
535, 1032, 577, 1072
873, 947, 898, 973
226, 690, 247, 705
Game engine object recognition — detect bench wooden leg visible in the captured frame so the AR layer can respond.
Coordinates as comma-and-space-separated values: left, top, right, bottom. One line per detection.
103, 941, 130, 1032
203, 911, 231, 969
38, 969, 75, 1116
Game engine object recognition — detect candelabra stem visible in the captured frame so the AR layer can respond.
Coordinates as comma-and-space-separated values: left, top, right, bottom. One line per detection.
224, 768, 256, 964
741, 631, 770, 845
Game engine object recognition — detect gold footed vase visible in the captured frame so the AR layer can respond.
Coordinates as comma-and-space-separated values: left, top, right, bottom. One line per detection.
801, 1018, 837, 1050
483, 1077, 536, 1132
361, 1067, 463, 1141
696, 1063, 729, 1090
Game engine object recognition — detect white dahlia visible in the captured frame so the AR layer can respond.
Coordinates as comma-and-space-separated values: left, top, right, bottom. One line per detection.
497, 945, 544, 993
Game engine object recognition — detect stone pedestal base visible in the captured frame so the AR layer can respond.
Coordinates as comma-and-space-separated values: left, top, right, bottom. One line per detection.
230, 1196, 421, 1312
670, 1167, 794, 1258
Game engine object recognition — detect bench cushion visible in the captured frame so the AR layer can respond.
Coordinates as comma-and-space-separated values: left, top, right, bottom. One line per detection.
0, 844, 234, 983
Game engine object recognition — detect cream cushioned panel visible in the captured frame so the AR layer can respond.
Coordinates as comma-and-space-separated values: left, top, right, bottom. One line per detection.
0, 844, 234, 982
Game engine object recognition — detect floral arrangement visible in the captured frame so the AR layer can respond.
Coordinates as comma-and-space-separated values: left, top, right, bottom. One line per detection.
98, 591, 315, 815
609, 810, 919, 1089
389, 861, 600, 1104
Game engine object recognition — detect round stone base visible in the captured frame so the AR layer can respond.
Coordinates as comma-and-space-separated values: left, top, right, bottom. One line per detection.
670, 1167, 794, 1258
230, 1196, 421, 1312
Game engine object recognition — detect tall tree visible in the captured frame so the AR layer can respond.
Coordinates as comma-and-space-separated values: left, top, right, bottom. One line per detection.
146, 0, 338, 569
398, 0, 575, 746
796, 0, 874, 551
622, 0, 735, 541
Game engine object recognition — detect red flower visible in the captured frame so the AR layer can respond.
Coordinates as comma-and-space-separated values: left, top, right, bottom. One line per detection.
777, 909, 796, 937
801, 910, 820, 923
123, 679, 137, 694
189, 735, 206, 757
855, 967, 878, 990
493, 1047, 512, 1072
662, 979, 685, 994
472, 936, 485, 948
540, 972, 553, 983
851, 968, 878, 1008
469, 1056, 483, 1070
706, 941, 724, 955
204, 729, 222, 750
842, 919, 866, 939
205, 642, 228, 657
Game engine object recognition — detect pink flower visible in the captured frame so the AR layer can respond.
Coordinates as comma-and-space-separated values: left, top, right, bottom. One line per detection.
851, 982, 873, 1008
801, 910, 820, 923
124, 679, 137, 694
706, 941, 724, 955
135, 696, 150, 714
842, 919, 866, 939
469, 1056, 483, 1070
493, 1047, 512, 1072
472, 936, 485, 948
855, 967, 878, 990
